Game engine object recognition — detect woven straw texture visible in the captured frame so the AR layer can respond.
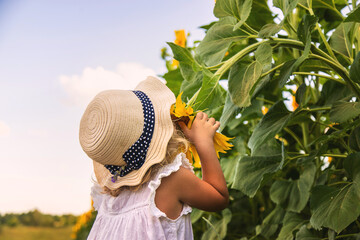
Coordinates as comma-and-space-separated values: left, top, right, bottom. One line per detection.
79, 76, 175, 190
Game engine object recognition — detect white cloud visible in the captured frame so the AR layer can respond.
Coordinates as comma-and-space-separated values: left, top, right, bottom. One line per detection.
0, 121, 11, 137
59, 62, 157, 106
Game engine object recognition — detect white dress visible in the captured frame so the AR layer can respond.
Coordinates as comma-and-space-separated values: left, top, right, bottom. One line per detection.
88, 153, 194, 240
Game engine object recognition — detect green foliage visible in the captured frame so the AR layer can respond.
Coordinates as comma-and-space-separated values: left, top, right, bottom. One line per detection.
0, 210, 76, 228
163, 0, 360, 238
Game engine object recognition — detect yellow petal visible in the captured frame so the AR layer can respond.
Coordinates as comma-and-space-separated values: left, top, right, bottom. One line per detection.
174, 30, 186, 48
186, 104, 194, 116
292, 89, 299, 111
214, 132, 234, 158
187, 115, 195, 128
170, 104, 175, 114
291, 95, 299, 111
185, 150, 193, 165
171, 59, 179, 68
262, 106, 268, 115
190, 144, 201, 168
174, 92, 194, 118
174, 92, 188, 117
275, 134, 289, 146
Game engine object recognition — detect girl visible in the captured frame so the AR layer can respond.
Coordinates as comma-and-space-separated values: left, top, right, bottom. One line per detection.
79, 76, 229, 240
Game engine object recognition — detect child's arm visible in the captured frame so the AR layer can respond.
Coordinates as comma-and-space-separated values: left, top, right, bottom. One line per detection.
174, 112, 229, 211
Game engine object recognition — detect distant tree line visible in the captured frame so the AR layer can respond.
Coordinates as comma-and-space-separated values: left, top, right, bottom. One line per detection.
0, 209, 77, 229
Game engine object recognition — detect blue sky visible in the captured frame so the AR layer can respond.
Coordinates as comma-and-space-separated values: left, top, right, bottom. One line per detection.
0, 0, 216, 215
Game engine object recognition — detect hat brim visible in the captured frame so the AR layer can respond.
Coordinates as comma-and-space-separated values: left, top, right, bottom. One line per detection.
93, 76, 176, 190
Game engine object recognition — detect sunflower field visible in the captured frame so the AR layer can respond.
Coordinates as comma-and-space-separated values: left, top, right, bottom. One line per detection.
161, 0, 360, 239
80, 0, 360, 239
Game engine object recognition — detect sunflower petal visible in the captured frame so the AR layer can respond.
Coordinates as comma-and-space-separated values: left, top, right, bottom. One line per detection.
187, 115, 195, 128
185, 150, 193, 164
190, 144, 202, 168
174, 92, 188, 117
170, 104, 175, 115
214, 132, 234, 158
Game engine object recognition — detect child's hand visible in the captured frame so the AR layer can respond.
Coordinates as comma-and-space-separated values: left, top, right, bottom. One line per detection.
178, 112, 220, 147
172, 112, 229, 212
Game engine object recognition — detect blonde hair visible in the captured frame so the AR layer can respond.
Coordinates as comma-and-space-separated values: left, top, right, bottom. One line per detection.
102, 122, 188, 197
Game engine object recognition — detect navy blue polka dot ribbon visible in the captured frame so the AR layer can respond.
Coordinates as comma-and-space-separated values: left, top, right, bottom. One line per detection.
105, 91, 155, 182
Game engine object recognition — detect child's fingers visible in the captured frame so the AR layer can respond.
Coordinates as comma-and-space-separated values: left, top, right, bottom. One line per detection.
214, 121, 220, 129
208, 117, 216, 125
196, 111, 204, 120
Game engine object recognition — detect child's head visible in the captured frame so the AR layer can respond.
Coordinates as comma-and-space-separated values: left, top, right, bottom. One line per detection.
79, 76, 185, 191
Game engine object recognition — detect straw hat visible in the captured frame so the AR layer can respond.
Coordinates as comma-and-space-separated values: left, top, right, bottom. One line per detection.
79, 76, 175, 190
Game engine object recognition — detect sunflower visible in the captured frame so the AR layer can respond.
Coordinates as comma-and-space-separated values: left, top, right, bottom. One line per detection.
171, 92, 234, 167
171, 29, 187, 68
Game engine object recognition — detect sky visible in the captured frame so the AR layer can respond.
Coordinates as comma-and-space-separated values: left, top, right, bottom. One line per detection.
0, 0, 217, 215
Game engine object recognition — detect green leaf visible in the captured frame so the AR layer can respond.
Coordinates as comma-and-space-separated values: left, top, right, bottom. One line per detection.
180, 72, 203, 101
167, 42, 203, 84
278, 59, 296, 86
248, 101, 292, 152
277, 212, 307, 240
311, 0, 343, 10
255, 43, 273, 66
163, 68, 183, 95
350, 51, 360, 84
193, 70, 226, 111
237, 97, 263, 123
191, 208, 204, 224
330, 22, 354, 58
219, 93, 241, 132
349, 127, 360, 152
295, 225, 321, 240
329, 101, 360, 123
278, 15, 317, 86
310, 184, 360, 233
299, 59, 333, 72
344, 152, 360, 183
221, 156, 239, 185
232, 154, 284, 197
179, 62, 201, 82
258, 23, 282, 38
252, 138, 283, 157
295, 83, 307, 107
270, 163, 316, 212
263, 205, 286, 225
260, 205, 285, 238
196, 17, 248, 66
214, 0, 253, 30
201, 209, 232, 240
297, 15, 318, 44
318, 80, 353, 106
228, 60, 263, 107
250, 65, 273, 96
167, 42, 195, 65
247, 0, 274, 31
344, 6, 360, 23
273, 0, 299, 17
310, 153, 360, 235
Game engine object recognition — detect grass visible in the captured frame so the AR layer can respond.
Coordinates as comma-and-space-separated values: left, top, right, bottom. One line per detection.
0, 226, 73, 240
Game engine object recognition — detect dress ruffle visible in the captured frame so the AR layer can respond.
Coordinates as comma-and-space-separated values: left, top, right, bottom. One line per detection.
148, 153, 194, 219
90, 182, 104, 211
